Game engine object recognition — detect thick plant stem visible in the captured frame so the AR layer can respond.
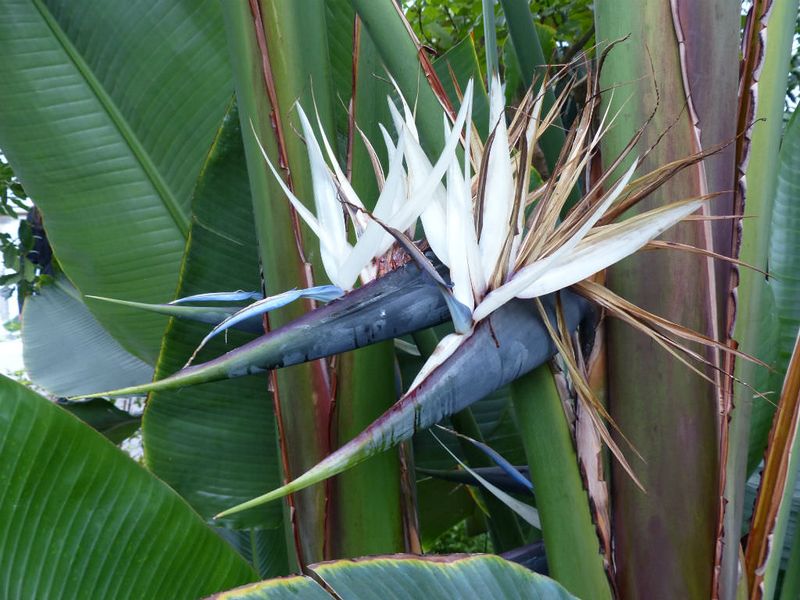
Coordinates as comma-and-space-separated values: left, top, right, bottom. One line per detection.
512, 364, 612, 600
330, 343, 405, 558
595, 1, 733, 595
351, 0, 446, 155
222, 1, 333, 565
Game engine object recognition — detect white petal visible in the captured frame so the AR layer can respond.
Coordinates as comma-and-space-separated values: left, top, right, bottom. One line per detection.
336, 135, 408, 288
373, 132, 408, 220
405, 125, 449, 264
296, 106, 351, 286
387, 74, 419, 139
252, 123, 341, 273
312, 106, 365, 212
379, 123, 396, 155
473, 198, 704, 320
446, 156, 475, 311
337, 82, 474, 286
549, 159, 639, 264
479, 73, 515, 284
408, 332, 468, 392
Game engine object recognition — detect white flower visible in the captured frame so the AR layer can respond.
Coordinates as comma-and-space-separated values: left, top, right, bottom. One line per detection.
261, 74, 704, 356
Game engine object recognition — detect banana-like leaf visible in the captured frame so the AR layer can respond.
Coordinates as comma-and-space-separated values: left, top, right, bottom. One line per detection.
142, 103, 285, 543
0, 375, 255, 598
212, 554, 575, 599
22, 276, 153, 397
770, 109, 800, 411
0, 0, 234, 362
79, 258, 454, 397
217, 291, 590, 517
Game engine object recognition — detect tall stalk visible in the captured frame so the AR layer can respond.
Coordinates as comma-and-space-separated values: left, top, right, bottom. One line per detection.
595, 0, 737, 595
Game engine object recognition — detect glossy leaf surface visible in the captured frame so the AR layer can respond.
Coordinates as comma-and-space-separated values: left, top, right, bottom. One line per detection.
214, 554, 575, 599
22, 276, 152, 397
0, 375, 255, 599
0, 0, 234, 361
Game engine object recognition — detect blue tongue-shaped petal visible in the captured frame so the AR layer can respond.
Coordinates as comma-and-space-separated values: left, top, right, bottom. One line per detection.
435, 425, 534, 493
72, 257, 455, 398
169, 290, 264, 304
184, 285, 344, 366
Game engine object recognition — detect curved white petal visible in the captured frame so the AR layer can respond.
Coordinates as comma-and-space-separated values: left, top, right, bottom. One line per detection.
296, 106, 351, 286
445, 155, 475, 311
337, 82, 475, 286
407, 332, 468, 392
312, 106, 365, 212
405, 125, 449, 265
473, 198, 704, 320
479, 73, 515, 284
253, 124, 343, 274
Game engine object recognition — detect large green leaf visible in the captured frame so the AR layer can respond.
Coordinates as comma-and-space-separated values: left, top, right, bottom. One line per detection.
21, 276, 152, 397
143, 102, 285, 543
0, 374, 255, 598
214, 554, 575, 599
725, 1, 799, 592
0, 0, 234, 362
770, 109, 800, 412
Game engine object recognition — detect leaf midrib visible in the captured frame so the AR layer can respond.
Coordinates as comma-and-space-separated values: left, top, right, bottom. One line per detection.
33, 0, 190, 239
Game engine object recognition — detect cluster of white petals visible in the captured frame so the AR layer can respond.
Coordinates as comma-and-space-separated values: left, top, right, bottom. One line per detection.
262, 75, 704, 346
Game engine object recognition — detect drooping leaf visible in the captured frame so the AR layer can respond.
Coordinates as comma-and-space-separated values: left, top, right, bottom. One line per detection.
213, 554, 575, 599
436, 427, 534, 493
0, 374, 255, 599
432, 432, 541, 528
22, 276, 153, 397
416, 466, 533, 496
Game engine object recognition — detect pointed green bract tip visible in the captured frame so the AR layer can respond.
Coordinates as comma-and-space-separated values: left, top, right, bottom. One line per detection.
214, 453, 353, 518
68, 382, 154, 400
